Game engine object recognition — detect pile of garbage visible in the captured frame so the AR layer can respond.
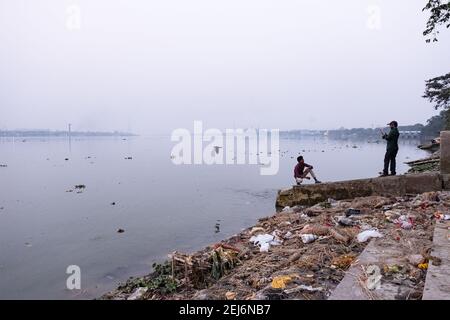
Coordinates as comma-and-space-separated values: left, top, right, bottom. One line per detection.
102, 191, 450, 300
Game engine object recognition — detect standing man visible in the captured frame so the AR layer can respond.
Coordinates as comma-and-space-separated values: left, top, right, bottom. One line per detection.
380, 121, 400, 176
294, 156, 321, 185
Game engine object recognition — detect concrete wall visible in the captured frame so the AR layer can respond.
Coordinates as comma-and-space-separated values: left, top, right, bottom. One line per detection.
276, 172, 443, 208
441, 131, 450, 175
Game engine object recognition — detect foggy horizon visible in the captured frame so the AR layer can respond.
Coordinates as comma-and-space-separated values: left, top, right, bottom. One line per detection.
1, 0, 449, 134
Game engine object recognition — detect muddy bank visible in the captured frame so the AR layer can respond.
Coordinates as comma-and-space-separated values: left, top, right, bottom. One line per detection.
102, 191, 450, 300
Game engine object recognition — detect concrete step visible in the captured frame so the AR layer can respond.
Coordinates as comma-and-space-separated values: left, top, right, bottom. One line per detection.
422, 220, 450, 300
328, 238, 409, 300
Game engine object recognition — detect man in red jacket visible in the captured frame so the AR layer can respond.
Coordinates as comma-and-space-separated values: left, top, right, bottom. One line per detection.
294, 156, 321, 185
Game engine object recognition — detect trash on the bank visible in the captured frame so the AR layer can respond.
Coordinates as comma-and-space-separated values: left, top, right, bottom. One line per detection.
225, 291, 236, 300
418, 263, 429, 270
345, 208, 361, 217
331, 255, 355, 269
338, 217, 356, 226
301, 234, 318, 244
271, 275, 293, 289
284, 285, 324, 294
357, 230, 383, 243
282, 206, 291, 213
284, 231, 293, 239
249, 234, 281, 252
408, 254, 425, 266
400, 221, 413, 230
127, 287, 148, 300
250, 227, 265, 235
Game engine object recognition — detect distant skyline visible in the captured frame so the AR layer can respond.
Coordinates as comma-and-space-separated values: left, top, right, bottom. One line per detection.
1, 0, 448, 134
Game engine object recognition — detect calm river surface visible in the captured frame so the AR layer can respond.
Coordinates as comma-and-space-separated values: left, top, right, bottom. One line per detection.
0, 135, 427, 299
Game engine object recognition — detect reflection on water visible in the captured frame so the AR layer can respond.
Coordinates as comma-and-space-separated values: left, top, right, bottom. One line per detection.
0, 136, 428, 299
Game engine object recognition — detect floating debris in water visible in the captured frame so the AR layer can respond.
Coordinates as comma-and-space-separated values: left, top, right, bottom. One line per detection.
117, 228, 125, 233
215, 221, 221, 233
65, 158, 69, 161
0, 164, 7, 168
111, 202, 116, 206
25, 242, 32, 247
75, 185, 86, 189
125, 157, 133, 160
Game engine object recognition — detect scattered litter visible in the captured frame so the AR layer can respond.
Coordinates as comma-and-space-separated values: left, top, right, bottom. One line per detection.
418, 263, 428, 270
282, 206, 291, 213
75, 185, 86, 190
357, 230, 383, 243
225, 291, 236, 300
408, 255, 424, 266
338, 217, 356, 227
271, 275, 293, 289
301, 234, 317, 244
250, 227, 265, 235
249, 234, 281, 252
284, 285, 323, 294
345, 208, 361, 217
127, 287, 148, 300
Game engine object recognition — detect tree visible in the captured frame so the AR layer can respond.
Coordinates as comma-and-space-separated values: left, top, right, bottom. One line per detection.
422, 1, 450, 129
423, 0, 450, 43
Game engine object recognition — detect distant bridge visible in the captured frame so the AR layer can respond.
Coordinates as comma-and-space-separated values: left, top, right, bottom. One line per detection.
399, 130, 421, 138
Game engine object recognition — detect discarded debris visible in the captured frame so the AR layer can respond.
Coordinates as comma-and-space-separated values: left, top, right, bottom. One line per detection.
125, 157, 133, 160
102, 191, 445, 301
345, 208, 361, 217
117, 229, 125, 233
75, 185, 86, 190
0, 164, 7, 168
357, 230, 383, 243
127, 287, 148, 300
284, 285, 324, 294
301, 234, 317, 244
271, 275, 293, 289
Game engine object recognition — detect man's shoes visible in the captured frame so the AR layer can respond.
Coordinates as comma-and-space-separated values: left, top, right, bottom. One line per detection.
390, 173, 396, 176
314, 180, 322, 184
379, 173, 388, 177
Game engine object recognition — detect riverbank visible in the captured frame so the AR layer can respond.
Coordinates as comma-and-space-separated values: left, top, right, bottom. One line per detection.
102, 191, 449, 300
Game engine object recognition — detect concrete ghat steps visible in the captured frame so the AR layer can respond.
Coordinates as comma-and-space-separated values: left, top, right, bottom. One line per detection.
422, 220, 450, 300
328, 238, 411, 300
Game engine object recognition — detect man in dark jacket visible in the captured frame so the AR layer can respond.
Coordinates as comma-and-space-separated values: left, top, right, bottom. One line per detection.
294, 156, 321, 185
381, 121, 400, 176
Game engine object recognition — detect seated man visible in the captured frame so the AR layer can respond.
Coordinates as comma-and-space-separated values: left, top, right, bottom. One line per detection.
294, 156, 321, 185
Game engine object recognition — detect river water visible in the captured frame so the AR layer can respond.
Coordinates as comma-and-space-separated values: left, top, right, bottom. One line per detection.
0, 135, 427, 299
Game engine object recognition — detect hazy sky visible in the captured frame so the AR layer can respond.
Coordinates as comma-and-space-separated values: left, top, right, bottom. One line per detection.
1, 0, 449, 134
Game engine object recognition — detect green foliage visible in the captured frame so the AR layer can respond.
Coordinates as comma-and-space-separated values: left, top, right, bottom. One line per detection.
422, 109, 450, 136
147, 262, 178, 294
423, 0, 450, 42
423, 73, 450, 110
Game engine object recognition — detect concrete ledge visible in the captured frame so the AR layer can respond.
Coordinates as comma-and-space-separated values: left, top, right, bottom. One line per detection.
276, 172, 443, 208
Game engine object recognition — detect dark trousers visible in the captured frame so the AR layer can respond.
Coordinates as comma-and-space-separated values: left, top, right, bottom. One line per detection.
384, 149, 398, 175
